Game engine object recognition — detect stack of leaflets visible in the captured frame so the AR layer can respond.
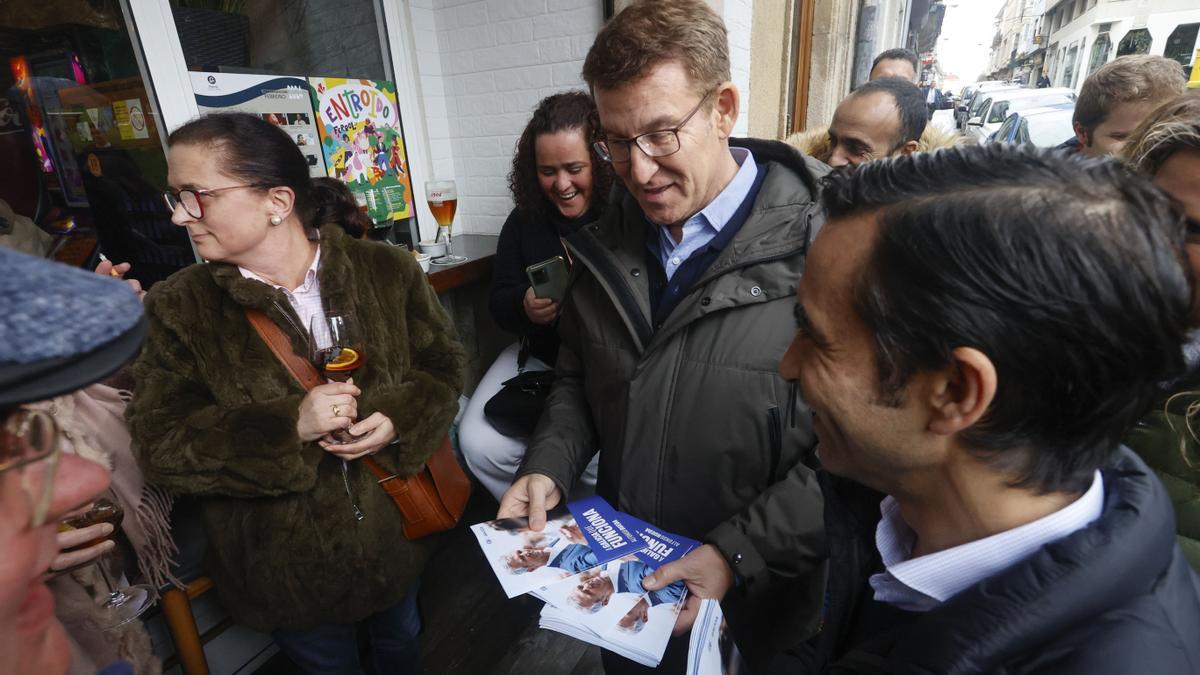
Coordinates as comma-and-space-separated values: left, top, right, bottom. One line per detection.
686, 599, 747, 675
472, 497, 698, 668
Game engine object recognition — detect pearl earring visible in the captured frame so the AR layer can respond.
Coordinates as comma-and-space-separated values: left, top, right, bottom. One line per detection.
270, 215, 282, 226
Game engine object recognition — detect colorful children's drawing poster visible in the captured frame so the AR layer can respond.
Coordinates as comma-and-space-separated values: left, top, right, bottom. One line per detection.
189, 72, 326, 178
308, 77, 413, 223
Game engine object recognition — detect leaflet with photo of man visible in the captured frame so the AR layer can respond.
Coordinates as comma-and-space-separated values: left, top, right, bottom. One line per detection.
534, 554, 643, 631
538, 585, 689, 668
535, 516, 698, 667
539, 516, 698, 634
598, 519, 697, 645
472, 497, 644, 598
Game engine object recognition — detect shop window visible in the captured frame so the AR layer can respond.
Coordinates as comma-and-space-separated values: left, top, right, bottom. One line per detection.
1117, 28, 1152, 57
1087, 33, 1111, 75
0, 0, 195, 287
1061, 45, 1079, 88
1164, 23, 1199, 71
169, 0, 388, 81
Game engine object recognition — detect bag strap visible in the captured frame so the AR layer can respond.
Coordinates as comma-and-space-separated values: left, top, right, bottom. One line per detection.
244, 308, 394, 482
245, 308, 324, 391
516, 335, 531, 372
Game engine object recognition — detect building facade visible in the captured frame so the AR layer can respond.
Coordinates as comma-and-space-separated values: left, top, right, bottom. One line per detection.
1041, 0, 1200, 91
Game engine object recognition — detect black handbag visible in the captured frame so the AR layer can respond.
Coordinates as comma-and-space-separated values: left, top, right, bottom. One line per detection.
483, 341, 555, 438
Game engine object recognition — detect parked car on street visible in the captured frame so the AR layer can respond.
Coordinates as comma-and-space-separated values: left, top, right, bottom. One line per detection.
988, 105, 1078, 148
965, 88, 1077, 143
957, 82, 1021, 129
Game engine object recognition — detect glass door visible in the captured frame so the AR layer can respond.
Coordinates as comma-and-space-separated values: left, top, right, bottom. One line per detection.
0, 0, 195, 287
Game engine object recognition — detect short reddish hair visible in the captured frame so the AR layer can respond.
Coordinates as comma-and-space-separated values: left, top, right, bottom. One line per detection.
582, 0, 730, 96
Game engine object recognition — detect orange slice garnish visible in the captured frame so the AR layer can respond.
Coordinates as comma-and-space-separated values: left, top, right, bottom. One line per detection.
325, 347, 361, 371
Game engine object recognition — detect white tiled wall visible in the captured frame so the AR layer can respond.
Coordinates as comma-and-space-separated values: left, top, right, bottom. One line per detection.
410, 0, 603, 234
406, 0, 756, 234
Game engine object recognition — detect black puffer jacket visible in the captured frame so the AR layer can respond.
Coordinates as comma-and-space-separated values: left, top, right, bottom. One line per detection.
812, 448, 1200, 674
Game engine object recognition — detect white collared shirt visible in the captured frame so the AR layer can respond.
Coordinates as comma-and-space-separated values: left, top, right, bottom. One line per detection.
869, 470, 1105, 611
238, 245, 326, 337
654, 146, 757, 280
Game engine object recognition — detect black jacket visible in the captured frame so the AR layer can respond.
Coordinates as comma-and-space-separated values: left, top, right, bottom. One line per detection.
489, 204, 599, 365
812, 448, 1200, 674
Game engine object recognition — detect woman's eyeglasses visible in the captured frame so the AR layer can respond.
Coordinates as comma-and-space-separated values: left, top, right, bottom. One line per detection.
162, 184, 267, 219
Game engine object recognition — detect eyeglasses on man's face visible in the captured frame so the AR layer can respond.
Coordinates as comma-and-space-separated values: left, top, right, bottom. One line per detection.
594, 88, 716, 163
162, 184, 267, 219
0, 408, 61, 529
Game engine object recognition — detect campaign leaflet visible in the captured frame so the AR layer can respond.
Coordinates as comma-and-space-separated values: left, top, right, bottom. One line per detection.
539, 515, 698, 635
538, 586, 690, 668
471, 497, 643, 599
686, 599, 747, 675
534, 554, 643, 632
536, 514, 699, 667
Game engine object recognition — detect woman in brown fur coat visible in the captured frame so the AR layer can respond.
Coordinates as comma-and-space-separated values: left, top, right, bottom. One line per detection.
127, 113, 465, 674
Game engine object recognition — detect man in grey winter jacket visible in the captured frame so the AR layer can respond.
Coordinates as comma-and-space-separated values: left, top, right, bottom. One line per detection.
497, 1, 828, 670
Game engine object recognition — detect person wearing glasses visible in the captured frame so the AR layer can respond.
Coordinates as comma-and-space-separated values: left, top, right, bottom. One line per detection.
0, 246, 144, 675
497, 1, 828, 671
127, 112, 465, 673
1121, 93, 1200, 570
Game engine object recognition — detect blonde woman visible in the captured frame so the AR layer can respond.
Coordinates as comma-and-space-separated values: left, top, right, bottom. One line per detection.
1123, 92, 1200, 570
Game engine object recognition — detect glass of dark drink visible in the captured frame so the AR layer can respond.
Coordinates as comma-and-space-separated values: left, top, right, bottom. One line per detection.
57, 498, 155, 629
309, 312, 367, 521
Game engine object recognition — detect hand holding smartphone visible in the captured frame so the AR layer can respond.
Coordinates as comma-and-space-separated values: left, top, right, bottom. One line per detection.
526, 256, 569, 303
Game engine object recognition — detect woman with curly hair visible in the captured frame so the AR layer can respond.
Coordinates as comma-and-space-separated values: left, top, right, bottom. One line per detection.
460, 91, 611, 502
1122, 92, 1200, 570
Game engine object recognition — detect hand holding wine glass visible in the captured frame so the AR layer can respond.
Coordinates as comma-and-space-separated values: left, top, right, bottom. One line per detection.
295, 380, 361, 442
56, 498, 155, 630
309, 312, 371, 521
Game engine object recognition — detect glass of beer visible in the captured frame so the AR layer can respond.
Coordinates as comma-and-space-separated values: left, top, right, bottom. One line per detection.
425, 180, 466, 264
58, 498, 156, 629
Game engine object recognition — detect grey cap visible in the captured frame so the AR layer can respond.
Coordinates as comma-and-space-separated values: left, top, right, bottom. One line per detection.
0, 247, 146, 408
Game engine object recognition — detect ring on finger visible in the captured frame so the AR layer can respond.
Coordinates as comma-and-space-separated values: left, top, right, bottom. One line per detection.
332, 403, 342, 417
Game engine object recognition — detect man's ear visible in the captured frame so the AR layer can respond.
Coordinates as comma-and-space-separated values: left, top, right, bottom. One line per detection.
713, 81, 740, 140
896, 139, 920, 156
927, 347, 997, 436
1072, 120, 1090, 148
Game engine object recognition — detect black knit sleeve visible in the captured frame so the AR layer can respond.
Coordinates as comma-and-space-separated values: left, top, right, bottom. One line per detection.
489, 208, 539, 336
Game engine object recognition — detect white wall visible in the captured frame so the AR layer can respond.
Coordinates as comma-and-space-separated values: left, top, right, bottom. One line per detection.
723, 0, 753, 138
409, 0, 603, 235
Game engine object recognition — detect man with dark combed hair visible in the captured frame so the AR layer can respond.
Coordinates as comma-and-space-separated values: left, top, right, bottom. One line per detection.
776, 144, 1200, 672
869, 48, 919, 82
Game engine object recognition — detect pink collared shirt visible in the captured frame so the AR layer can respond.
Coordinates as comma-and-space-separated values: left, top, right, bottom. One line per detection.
238, 246, 327, 338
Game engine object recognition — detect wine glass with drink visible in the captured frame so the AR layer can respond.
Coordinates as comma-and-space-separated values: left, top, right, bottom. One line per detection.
309, 312, 367, 521
57, 498, 156, 629
425, 180, 465, 264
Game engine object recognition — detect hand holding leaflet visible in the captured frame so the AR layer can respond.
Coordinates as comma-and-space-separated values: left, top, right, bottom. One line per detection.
472, 497, 644, 598
474, 496, 714, 668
